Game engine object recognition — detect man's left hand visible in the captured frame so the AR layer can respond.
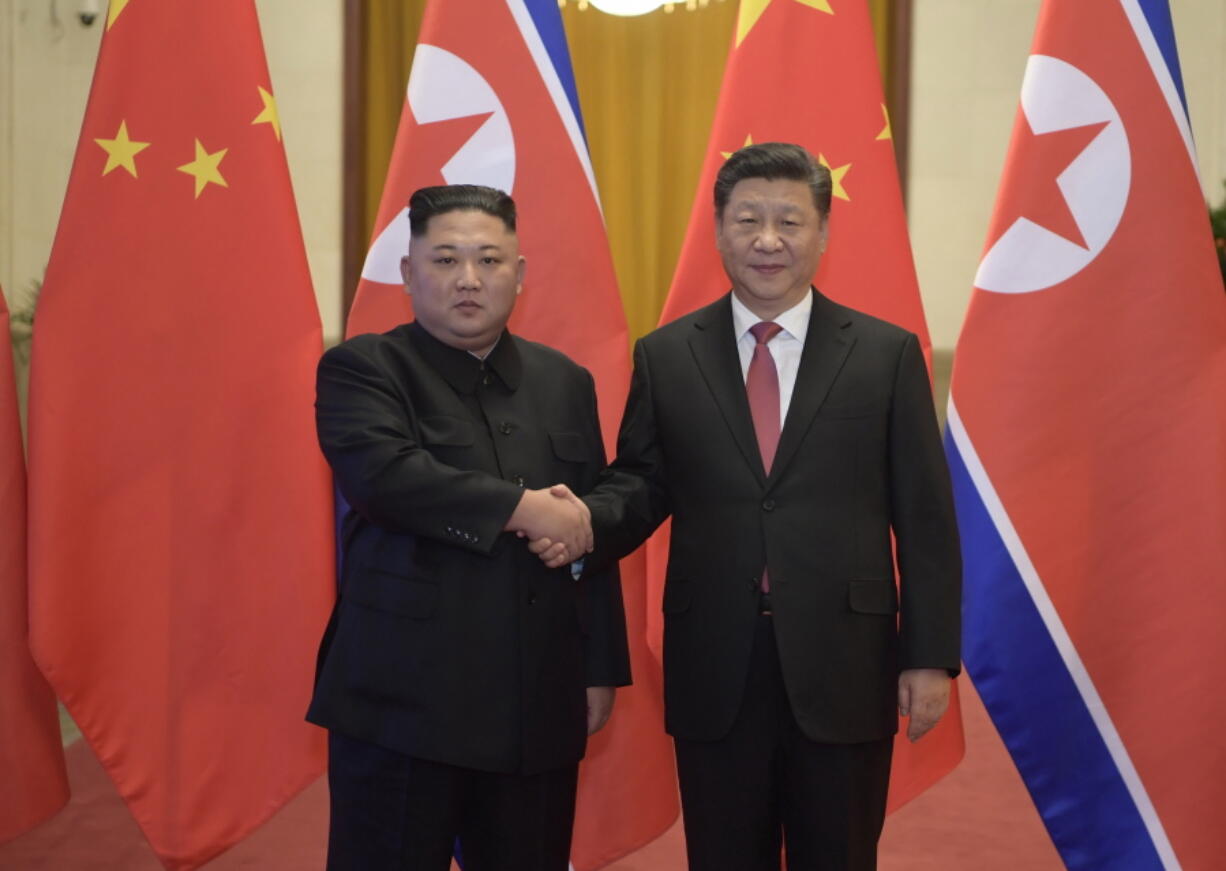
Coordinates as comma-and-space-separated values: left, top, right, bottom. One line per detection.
586, 686, 615, 735
898, 668, 951, 742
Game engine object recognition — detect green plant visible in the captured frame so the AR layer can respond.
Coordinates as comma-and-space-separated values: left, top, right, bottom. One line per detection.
8, 277, 40, 366
1211, 182, 1226, 287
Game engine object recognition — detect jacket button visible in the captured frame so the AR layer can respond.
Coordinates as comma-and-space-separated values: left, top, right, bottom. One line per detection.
762, 499, 775, 511
511, 475, 526, 487
527, 594, 537, 605
747, 578, 759, 590
499, 421, 513, 435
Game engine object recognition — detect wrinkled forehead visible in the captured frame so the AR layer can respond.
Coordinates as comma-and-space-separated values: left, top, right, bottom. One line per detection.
721, 177, 825, 218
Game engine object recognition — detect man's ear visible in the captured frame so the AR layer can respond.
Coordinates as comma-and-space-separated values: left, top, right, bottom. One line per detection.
515, 254, 526, 295
400, 255, 412, 291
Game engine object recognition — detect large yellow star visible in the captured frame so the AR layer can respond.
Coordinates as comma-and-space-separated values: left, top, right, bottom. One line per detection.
252, 86, 281, 141
818, 153, 851, 201
876, 104, 892, 141
177, 139, 229, 198
721, 134, 754, 161
737, 0, 833, 47
94, 120, 150, 178
107, 0, 132, 30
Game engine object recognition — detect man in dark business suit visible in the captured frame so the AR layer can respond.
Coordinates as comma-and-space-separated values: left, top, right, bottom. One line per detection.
540, 143, 961, 870
308, 184, 630, 871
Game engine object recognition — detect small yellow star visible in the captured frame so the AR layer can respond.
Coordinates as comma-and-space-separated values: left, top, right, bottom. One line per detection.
94, 120, 150, 178
252, 86, 281, 141
177, 139, 229, 198
721, 134, 754, 161
737, 0, 833, 48
818, 153, 851, 201
107, 0, 132, 30
876, 104, 892, 141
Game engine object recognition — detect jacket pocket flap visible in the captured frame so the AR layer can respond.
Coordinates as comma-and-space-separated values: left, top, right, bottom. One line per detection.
549, 430, 588, 462
420, 415, 474, 447
347, 569, 439, 620
848, 579, 898, 615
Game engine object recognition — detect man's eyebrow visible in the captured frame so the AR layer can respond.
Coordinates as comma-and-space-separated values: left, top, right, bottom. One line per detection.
429, 243, 505, 251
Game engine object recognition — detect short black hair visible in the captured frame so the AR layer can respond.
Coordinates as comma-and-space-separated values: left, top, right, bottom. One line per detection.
713, 142, 832, 219
408, 184, 517, 236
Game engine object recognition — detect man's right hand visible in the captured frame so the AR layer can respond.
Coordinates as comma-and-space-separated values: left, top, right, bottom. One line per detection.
505, 486, 592, 564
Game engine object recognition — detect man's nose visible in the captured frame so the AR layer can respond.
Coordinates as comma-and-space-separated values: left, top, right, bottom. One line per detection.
753, 226, 783, 251
456, 261, 481, 289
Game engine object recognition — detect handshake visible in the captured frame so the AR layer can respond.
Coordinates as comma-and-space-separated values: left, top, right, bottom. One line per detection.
504, 484, 592, 569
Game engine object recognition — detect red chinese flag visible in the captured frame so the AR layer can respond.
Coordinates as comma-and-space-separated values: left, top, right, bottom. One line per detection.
0, 287, 69, 844
655, 0, 963, 810
345, 0, 677, 866
26, 2, 334, 868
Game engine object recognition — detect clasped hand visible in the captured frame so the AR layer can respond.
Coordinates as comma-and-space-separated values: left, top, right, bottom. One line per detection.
505, 484, 591, 569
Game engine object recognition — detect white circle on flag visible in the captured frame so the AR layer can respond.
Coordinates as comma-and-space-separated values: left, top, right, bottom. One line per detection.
361, 45, 516, 285
974, 55, 1130, 294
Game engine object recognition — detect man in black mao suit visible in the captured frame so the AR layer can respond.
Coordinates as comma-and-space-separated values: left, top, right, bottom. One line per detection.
571, 143, 961, 870
308, 185, 630, 871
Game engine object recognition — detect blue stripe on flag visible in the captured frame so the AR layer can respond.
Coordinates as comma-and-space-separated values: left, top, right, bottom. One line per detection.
1135, 0, 1188, 114
947, 430, 1166, 871
522, 0, 588, 142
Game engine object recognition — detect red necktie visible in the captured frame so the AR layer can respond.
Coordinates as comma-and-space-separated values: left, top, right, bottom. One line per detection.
747, 321, 783, 472
747, 321, 782, 594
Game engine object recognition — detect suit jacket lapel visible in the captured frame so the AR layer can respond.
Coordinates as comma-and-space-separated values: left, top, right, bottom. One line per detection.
769, 290, 855, 485
687, 295, 766, 485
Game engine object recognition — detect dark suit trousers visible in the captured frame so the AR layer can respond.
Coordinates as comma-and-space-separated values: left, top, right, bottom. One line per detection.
674, 615, 893, 871
326, 732, 578, 871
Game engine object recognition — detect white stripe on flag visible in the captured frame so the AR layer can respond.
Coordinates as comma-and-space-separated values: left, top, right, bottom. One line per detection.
947, 398, 1181, 870
1117, 0, 1197, 169
504, 0, 605, 212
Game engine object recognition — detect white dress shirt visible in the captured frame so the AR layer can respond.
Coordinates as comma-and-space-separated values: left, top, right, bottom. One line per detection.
730, 290, 812, 430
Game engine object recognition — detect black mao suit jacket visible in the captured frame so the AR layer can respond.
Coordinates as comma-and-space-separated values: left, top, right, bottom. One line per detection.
307, 322, 630, 775
585, 290, 960, 745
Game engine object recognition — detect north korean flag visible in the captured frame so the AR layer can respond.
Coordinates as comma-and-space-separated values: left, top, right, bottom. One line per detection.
948, 1, 1226, 868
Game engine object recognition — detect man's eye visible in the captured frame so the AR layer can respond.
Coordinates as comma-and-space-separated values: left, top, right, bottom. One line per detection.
738, 217, 757, 225
481, 257, 500, 265
436, 257, 455, 265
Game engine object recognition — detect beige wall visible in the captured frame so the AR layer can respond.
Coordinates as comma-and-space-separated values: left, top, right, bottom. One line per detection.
0, 0, 345, 345
909, 0, 1226, 351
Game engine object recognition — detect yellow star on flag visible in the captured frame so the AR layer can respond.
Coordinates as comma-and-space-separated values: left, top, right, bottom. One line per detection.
722, 134, 754, 161
107, 0, 132, 30
819, 153, 851, 201
177, 139, 229, 198
737, 0, 833, 47
876, 104, 892, 141
252, 86, 281, 141
94, 120, 150, 178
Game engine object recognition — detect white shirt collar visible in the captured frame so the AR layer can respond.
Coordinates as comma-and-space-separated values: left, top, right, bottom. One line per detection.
730, 288, 813, 344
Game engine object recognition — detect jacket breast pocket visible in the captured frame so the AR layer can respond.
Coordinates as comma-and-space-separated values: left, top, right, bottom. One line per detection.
346, 568, 439, 620
848, 579, 898, 615
549, 431, 588, 463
